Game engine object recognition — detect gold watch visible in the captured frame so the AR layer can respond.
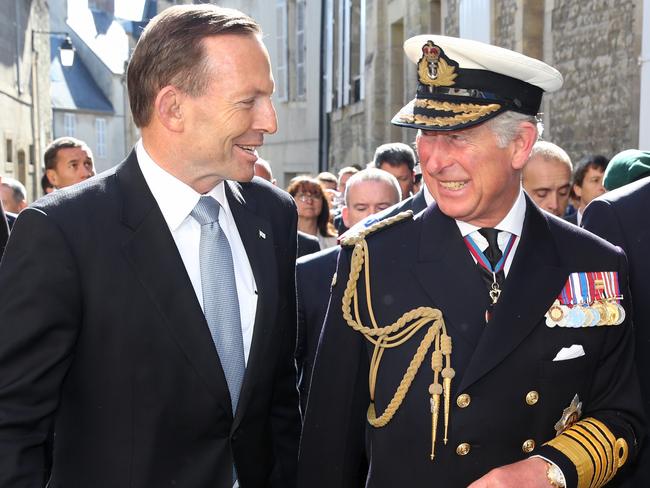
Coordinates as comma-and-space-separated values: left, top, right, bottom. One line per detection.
546, 462, 566, 488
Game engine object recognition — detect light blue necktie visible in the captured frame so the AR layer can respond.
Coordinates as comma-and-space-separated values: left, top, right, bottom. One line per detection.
191, 196, 246, 415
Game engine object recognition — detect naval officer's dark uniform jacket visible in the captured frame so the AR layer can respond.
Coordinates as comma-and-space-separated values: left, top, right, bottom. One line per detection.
298, 195, 644, 488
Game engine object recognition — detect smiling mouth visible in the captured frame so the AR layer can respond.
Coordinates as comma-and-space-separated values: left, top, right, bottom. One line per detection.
236, 144, 257, 154
440, 181, 467, 190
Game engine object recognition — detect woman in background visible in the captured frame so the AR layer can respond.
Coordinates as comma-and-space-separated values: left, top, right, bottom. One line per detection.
287, 176, 338, 249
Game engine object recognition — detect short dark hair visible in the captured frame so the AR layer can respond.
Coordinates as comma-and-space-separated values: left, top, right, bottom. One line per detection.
372, 142, 416, 172
572, 154, 609, 187
40, 173, 53, 194
127, 5, 260, 128
43, 137, 92, 171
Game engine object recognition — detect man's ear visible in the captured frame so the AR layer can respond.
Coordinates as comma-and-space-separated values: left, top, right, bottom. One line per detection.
573, 183, 582, 200
46, 168, 59, 188
154, 86, 185, 132
342, 206, 350, 229
510, 122, 538, 171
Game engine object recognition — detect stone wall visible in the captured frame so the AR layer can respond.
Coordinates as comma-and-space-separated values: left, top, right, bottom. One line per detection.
443, 0, 460, 36
546, 0, 641, 162
493, 0, 517, 50
326, 0, 643, 171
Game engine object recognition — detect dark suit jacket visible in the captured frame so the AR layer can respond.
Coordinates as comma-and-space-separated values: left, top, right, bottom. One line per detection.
5, 212, 16, 229
582, 176, 650, 487
295, 246, 340, 414
298, 197, 644, 488
0, 204, 8, 259
382, 188, 428, 218
0, 152, 301, 488
564, 211, 578, 225
297, 231, 320, 258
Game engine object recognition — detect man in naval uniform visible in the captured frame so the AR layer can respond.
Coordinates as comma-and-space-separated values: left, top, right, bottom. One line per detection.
298, 35, 644, 488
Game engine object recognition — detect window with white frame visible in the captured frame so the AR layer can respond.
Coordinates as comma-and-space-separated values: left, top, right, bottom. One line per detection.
95, 118, 107, 158
326, 0, 365, 111
459, 0, 491, 43
63, 113, 76, 137
296, 0, 307, 99
275, 0, 289, 101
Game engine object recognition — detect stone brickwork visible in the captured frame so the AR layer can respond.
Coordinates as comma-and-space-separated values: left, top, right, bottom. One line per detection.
546, 0, 640, 162
325, 0, 643, 172
493, 0, 517, 50
444, 0, 460, 36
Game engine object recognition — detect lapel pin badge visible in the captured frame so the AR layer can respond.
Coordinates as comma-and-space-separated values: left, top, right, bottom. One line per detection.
258, 230, 266, 240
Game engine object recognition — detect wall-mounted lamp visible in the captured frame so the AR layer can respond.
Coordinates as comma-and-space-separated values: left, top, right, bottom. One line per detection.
32, 30, 76, 67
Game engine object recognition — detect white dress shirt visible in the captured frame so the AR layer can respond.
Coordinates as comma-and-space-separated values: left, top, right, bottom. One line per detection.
136, 140, 257, 364
456, 188, 526, 277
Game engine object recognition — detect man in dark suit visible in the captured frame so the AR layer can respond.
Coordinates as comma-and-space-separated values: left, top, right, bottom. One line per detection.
0, 201, 8, 258
0, 6, 300, 488
296, 168, 401, 413
299, 35, 644, 488
582, 176, 650, 487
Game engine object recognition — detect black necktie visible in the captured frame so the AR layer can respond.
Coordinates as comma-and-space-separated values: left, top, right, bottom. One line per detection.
477, 228, 506, 318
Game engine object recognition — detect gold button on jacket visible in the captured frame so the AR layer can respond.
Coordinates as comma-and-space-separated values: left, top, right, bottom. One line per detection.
522, 439, 536, 453
526, 391, 539, 405
456, 443, 471, 456
457, 394, 471, 408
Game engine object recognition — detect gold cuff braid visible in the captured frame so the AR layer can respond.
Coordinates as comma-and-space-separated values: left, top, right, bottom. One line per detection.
544, 418, 629, 488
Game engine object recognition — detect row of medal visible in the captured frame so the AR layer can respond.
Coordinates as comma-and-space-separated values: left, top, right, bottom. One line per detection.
545, 271, 625, 328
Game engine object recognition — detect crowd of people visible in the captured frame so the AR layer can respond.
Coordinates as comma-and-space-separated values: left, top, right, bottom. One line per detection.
0, 4, 649, 488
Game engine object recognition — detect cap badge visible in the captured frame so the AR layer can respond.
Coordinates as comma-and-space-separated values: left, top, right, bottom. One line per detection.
417, 40, 458, 88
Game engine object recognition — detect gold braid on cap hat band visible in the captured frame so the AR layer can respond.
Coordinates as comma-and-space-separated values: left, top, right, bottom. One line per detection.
544, 418, 629, 488
340, 211, 454, 461
400, 101, 501, 127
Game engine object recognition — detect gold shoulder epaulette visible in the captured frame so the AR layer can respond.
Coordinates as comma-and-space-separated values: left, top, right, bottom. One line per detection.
339, 210, 413, 247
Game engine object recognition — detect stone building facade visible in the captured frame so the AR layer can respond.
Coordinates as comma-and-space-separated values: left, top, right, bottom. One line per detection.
327, 0, 647, 171
546, 0, 643, 159
0, 0, 51, 201
141, 0, 649, 175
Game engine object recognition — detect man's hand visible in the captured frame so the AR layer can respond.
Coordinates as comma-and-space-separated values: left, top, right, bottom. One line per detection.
467, 457, 554, 488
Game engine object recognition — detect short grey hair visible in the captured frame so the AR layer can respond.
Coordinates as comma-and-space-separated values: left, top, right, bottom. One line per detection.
344, 168, 402, 206
485, 111, 543, 148
527, 140, 572, 170
1, 176, 27, 205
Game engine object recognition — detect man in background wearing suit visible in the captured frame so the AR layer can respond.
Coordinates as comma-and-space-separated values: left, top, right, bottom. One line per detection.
0, 175, 8, 258
0, 5, 300, 488
296, 168, 401, 414
582, 175, 650, 487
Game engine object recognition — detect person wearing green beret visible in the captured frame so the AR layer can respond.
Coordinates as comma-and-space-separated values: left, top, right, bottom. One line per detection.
603, 149, 650, 191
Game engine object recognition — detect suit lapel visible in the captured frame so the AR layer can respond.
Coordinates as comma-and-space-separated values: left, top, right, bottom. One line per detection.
457, 199, 568, 392
118, 152, 232, 408
226, 182, 278, 430
413, 205, 487, 353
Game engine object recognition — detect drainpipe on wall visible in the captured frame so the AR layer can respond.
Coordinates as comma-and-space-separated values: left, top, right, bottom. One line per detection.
639, 0, 650, 150
318, 0, 330, 172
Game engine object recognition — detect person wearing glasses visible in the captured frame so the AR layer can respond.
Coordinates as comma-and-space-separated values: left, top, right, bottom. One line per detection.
287, 176, 337, 249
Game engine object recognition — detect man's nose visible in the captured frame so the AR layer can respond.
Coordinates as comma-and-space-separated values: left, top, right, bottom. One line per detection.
256, 98, 278, 135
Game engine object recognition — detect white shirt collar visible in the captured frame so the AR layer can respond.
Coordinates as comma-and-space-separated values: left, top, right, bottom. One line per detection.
136, 139, 230, 231
456, 187, 527, 238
